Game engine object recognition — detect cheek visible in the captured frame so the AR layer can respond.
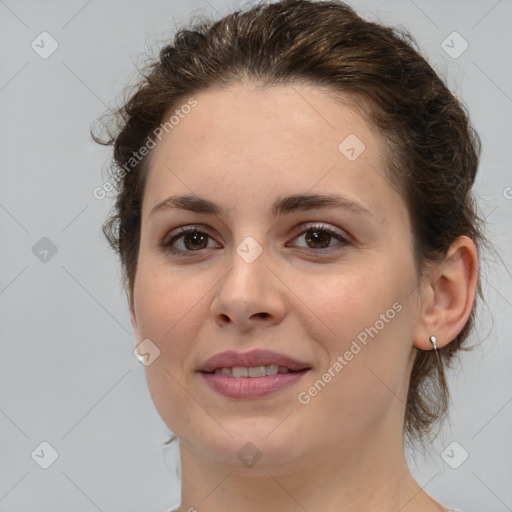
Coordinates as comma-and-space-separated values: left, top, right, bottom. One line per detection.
132, 261, 211, 367
132, 265, 212, 432
291, 258, 417, 430
288, 258, 408, 348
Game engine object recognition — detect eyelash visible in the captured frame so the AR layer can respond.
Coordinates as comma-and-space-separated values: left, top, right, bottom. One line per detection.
160, 223, 351, 257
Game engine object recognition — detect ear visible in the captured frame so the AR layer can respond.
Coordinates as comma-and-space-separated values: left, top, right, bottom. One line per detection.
413, 235, 479, 350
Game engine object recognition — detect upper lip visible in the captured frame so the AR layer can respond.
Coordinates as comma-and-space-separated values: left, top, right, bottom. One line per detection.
199, 349, 311, 373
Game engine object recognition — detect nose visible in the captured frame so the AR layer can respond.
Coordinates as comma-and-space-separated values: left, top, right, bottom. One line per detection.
210, 242, 287, 332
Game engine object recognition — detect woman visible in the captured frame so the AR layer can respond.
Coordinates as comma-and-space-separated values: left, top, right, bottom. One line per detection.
93, 1, 484, 510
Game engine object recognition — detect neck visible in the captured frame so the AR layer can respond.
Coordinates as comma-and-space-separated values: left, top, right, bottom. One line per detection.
177, 422, 443, 512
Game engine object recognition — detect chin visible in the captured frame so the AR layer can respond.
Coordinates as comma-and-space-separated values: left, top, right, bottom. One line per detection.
187, 421, 306, 472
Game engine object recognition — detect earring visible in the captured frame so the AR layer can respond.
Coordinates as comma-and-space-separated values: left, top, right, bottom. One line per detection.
428, 335, 445, 378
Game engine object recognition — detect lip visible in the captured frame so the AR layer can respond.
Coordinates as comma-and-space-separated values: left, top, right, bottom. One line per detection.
199, 349, 311, 373
198, 349, 311, 399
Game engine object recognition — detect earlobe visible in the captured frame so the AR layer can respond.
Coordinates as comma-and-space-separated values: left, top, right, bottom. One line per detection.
413, 235, 479, 350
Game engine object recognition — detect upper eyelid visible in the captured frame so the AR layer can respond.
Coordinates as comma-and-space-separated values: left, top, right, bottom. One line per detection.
163, 222, 351, 247
288, 223, 350, 243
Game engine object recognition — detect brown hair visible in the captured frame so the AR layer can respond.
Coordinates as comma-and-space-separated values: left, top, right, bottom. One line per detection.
92, 0, 485, 446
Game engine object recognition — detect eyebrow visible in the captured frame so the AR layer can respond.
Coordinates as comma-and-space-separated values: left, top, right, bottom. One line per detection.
149, 193, 373, 218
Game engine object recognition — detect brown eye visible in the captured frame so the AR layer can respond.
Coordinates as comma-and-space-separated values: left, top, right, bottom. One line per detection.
162, 226, 220, 255
161, 223, 350, 257
305, 228, 333, 249
181, 231, 208, 250
290, 223, 350, 252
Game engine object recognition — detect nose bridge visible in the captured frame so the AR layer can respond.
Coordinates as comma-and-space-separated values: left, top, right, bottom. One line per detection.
211, 233, 286, 327
224, 234, 268, 297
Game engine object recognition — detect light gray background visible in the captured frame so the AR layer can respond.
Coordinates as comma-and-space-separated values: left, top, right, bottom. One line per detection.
1, 0, 511, 511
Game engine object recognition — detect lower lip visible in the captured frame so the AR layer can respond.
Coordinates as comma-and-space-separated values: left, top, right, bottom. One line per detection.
200, 371, 309, 398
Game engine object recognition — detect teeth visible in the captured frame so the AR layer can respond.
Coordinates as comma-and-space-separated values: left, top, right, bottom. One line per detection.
212, 364, 285, 377
232, 366, 249, 378
266, 364, 279, 375
248, 366, 266, 377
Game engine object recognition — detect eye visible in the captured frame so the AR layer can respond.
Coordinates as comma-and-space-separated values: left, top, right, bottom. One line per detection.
161, 223, 351, 257
288, 223, 350, 252
161, 225, 220, 255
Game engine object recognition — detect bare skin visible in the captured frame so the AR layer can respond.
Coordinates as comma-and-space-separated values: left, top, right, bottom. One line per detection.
129, 82, 478, 512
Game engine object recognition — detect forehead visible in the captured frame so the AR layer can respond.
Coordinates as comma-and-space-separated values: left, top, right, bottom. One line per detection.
142, 82, 400, 222
157, 82, 374, 150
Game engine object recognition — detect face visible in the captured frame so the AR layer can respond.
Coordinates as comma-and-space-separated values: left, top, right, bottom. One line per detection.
130, 82, 424, 472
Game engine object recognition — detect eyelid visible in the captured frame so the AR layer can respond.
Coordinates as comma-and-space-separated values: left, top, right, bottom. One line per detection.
162, 224, 215, 245
161, 224, 220, 255
286, 222, 352, 251
290, 222, 351, 242
160, 222, 352, 255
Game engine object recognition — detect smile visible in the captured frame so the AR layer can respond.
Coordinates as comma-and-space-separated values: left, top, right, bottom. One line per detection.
210, 365, 295, 377
198, 349, 311, 398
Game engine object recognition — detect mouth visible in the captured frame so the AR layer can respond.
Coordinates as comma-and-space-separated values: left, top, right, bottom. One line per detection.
198, 349, 311, 398
204, 365, 308, 378
198, 349, 311, 374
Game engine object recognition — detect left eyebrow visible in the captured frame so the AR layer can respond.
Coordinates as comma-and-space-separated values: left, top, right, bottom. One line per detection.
149, 193, 373, 218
